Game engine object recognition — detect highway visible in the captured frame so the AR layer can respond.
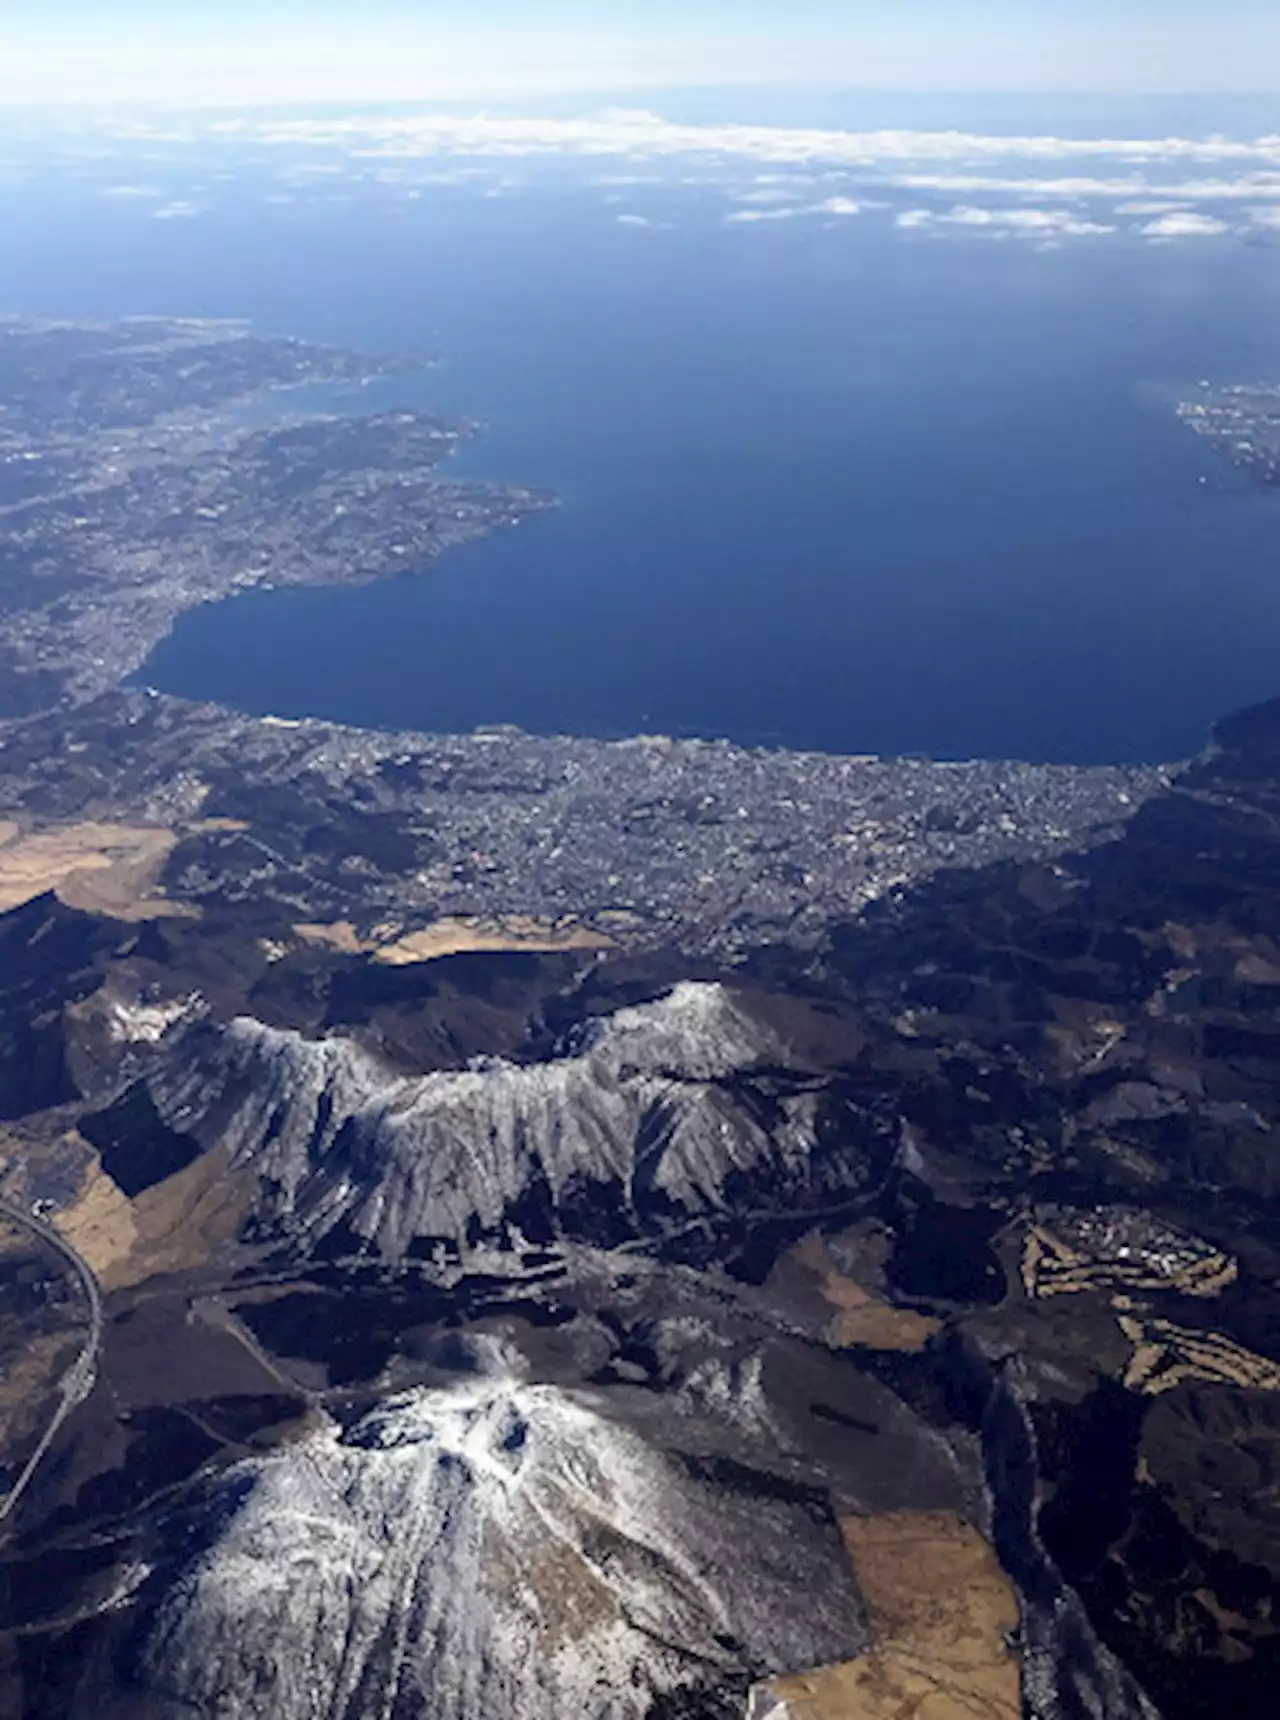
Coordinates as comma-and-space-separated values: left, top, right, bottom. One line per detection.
0, 1199, 103, 1527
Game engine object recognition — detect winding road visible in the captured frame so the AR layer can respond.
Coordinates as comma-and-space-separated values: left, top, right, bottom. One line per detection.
0, 1198, 102, 1526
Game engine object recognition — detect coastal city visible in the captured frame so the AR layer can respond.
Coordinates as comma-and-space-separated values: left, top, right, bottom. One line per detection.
0, 687, 1162, 958
0, 317, 549, 713
1178, 380, 1280, 489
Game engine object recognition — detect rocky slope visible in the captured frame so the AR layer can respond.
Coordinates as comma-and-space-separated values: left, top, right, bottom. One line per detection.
108, 981, 884, 1260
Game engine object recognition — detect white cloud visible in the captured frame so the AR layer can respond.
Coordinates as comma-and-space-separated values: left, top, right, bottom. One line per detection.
1141, 211, 1231, 238
725, 205, 805, 223
128, 113, 1280, 218
64, 110, 1280, 244
130, 111, 1280, 181
725, 194, 863, 225
1248, 207, 1280, 229
896, 172, 1143, 198
615, 212, 653, 227
150, 199, 204, 220
281, 163, 350, 180
101, 183, 163, 199
1115, 200, 1191, 215
895, 170, 1280, 201
898, 204, 1113, 238
732, 186, 803, 205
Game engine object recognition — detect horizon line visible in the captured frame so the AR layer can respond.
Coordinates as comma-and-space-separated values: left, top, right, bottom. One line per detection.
3, 86, 1280, 111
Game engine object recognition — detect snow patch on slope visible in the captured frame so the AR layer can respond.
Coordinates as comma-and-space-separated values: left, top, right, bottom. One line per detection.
140, 1375, 865, 1719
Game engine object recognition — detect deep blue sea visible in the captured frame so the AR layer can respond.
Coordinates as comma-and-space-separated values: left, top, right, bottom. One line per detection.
5, 116, 1280, 764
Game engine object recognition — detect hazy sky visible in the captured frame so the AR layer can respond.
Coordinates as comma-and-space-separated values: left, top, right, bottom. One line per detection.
4, 1, 1280, 105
